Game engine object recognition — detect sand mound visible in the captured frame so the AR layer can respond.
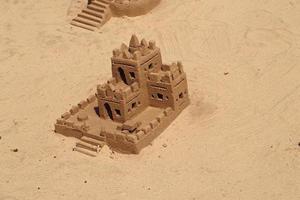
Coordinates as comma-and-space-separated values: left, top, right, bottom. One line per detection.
111, 0, 161, 17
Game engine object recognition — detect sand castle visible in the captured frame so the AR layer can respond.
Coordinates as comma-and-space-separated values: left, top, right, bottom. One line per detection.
68, 0, 161, 31
55, 35, 190, 156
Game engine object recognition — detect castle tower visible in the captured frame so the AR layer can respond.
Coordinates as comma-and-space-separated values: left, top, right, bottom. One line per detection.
97, 78, 141, 123
147, 62, 189, 110
97, 34, 163, 123
111, 34, 162, 86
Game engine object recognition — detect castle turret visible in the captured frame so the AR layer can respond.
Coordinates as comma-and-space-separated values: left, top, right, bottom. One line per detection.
147, 62, 189, 110
97, 77, 142, 123
111, 34, 162, 86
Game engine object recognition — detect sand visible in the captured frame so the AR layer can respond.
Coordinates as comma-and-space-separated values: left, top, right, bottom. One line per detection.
0, 0, 300, 199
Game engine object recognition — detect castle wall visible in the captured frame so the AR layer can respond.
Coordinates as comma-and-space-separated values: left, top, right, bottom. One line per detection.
98, 92, 147, 123
147, 84, 173, 109
171, 77, 189, 110
140, 52, 162, 73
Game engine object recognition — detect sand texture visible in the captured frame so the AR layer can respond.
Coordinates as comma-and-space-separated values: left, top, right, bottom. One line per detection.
0, 0, 300, 199
112, 0, 161, 17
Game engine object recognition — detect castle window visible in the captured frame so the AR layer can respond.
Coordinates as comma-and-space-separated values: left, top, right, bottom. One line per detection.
132, 102, 137, 109
129, 72, 135, 79
115, 109, 121, 116
179, 92, 183, 99
165, 96, 169, 100
157, 93, 163, 100
104, 103, 113, 120
148, 63, 154, 70
151, 94, 155, 99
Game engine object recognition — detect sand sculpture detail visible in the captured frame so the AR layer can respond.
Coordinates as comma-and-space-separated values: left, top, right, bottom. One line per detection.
55, 35, 190, 156
68, 0, 161, 31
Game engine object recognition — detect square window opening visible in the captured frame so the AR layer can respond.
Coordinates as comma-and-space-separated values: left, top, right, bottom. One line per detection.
157, 93, 163, 100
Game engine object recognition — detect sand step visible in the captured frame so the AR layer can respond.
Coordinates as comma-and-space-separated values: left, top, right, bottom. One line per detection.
73, 16, 100, 27
70, 20, 96, 31
82, 8, 104, 17
91, 1, 107, 8
76, 141, 101, 152
95, 0, 113, 4
73, 146, 97, 157
81, 136, 105, 147
78, 13, 102, 22
87, 4, 105, 13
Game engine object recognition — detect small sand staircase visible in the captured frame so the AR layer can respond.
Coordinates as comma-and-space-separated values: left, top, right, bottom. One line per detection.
71, 0, 114, 31
73, 136, 106, 157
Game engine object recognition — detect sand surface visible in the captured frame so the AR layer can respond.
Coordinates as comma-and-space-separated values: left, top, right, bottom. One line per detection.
0, 0, 300, 199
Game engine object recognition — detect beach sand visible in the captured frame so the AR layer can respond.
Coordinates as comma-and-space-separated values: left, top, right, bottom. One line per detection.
0, 0, 299, 199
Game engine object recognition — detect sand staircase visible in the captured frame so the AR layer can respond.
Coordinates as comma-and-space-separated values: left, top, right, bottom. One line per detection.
73, 135, 106, 157
71, 0, 114, 31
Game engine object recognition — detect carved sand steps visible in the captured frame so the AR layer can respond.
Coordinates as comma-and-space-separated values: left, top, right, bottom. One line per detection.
73, 136, 106, 157
67, 0, 87, 21
71, 0, 113, 31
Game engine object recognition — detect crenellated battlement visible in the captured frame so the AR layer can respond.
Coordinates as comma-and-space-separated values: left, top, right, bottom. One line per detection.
148, 61, 185, 84
97, 79, 140, 102
111, 34, 159, 65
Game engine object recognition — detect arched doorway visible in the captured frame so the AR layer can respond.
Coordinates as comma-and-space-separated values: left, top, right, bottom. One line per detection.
104, 103, 113, 120
118, 67, 128, 85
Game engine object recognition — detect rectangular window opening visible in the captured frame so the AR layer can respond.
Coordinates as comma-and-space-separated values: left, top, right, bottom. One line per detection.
115, 109, 121, 116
